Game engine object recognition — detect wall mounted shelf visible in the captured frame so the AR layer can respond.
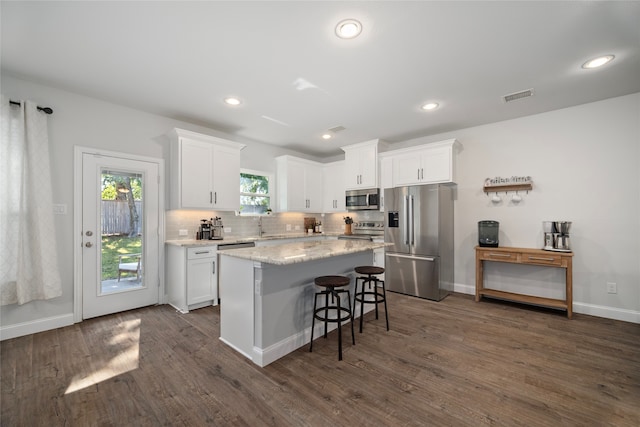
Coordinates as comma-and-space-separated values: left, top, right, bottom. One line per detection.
483, 183, 532, 193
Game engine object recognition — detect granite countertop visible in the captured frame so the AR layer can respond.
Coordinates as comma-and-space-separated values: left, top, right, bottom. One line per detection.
165, 232, 342, 247
217, 239, 387, 266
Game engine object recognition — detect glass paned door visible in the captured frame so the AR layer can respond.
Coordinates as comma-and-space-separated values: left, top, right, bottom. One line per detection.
82, 153, 159, 319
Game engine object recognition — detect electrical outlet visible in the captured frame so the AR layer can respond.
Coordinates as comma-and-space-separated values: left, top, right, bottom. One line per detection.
286, 224, 292, 231
52, 204, 67, 215
294, 225, 301, 230
606, 282, 617, 294
224, 227, 231, 233
179, 229, 188, 236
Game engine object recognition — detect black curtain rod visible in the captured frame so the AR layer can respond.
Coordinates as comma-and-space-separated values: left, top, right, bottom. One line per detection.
9, 100, 54, 115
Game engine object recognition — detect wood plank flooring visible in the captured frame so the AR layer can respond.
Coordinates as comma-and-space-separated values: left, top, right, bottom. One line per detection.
2, 292, 639, 426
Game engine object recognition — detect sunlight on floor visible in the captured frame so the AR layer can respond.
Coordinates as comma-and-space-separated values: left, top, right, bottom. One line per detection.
65, 318, 141, 394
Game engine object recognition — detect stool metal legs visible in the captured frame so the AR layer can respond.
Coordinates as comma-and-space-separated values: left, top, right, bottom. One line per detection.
309, 288, 355, 361
353, 274, 389, 332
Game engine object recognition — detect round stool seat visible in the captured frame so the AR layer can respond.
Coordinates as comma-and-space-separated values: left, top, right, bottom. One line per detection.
354, 266, 384, 276
315, 275, 350, 288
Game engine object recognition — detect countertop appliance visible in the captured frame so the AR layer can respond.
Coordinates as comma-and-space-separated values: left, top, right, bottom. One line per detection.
543, 221, 572, 252
338, 221, 384, 241
197, 217, 224, 240
346, 188, 380, 211
384, 184, 454, 301
478, 220, 499, 247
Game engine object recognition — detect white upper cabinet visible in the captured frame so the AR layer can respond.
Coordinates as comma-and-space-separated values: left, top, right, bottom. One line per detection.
323, 161, 346, 212
341, 139, 382, 190
276, 155, 323, 212
392, 139, 458, 186
378, 155, 393, 211
168, 128, 246, 210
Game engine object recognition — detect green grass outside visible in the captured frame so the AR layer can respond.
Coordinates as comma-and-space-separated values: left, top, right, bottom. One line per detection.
101, 235, 142, 280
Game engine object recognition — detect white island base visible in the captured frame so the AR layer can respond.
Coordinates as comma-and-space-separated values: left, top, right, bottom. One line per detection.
219, 250, 375, 367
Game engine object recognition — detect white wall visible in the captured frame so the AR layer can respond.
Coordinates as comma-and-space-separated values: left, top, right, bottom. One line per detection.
0, 74, 321, 335
2, 72, 638, 336
385, 93, 640, 322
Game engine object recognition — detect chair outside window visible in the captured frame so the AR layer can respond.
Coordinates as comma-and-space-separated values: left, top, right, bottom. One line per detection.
118, 253, 142, 282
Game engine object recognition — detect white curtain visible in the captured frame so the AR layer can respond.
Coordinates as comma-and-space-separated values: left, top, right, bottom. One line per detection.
0, 95, 62, 305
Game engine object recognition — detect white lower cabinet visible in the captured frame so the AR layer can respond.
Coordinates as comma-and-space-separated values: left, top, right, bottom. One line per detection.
166, 245, 218, 313
373, 244, 386, 281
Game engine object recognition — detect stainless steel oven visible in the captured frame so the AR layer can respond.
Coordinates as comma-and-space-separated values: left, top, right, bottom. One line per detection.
346, 188, 380, 211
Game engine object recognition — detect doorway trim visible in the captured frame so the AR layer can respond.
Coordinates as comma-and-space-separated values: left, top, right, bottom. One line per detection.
73, 146, 165, 323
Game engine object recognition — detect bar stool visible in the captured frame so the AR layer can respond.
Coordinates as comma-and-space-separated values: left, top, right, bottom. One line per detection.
309, 275, 355, 361
353, 266, 389, 332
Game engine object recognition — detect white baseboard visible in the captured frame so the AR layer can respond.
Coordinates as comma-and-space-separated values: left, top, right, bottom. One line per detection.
453, 282, 639, 324
252, 304, 375, 367
573, 302, 639, 324
454, 283, 475, 295
0, 313, 74, 341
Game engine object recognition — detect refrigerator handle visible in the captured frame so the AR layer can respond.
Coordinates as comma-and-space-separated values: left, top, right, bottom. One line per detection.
409, 194, 415, 245
403, 195, 409, 245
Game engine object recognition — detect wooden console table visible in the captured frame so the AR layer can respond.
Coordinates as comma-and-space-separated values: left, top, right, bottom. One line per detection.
475, 246, 573, 318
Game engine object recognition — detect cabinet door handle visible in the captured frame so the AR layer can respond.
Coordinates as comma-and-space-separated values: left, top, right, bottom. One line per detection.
528, 256, 556, 262
214, 192, 217, 204
195, 250, 211, 255
212, 261, 216, 275
421, 168, 424, 180
489, 253, 512, 258
210, 191, 213, 203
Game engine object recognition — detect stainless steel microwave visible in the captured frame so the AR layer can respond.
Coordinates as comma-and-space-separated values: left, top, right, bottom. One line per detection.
346, 188, 380, 211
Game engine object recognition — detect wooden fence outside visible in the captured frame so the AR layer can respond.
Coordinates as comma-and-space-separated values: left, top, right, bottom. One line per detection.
101, 200, 142, 236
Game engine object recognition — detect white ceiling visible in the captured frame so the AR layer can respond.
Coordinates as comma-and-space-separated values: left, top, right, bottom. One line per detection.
2, 1, 639, 158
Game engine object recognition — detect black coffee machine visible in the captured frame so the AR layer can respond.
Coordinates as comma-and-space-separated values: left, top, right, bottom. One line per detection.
478, 220, 499, 247
198, 219, 211, 240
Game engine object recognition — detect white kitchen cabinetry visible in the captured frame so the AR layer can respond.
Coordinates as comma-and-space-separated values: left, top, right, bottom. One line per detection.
392, 139, 457, 186
168, 128, 246, 210
323, 161, 346, 212
166, 245, 218, 313
275, 156, 323, 212
341, 139, 382, 190
378, 155, 393, 211
373, 247, 386, 281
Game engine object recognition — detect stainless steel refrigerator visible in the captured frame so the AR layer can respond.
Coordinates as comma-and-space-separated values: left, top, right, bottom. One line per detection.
384, 184, 454, 301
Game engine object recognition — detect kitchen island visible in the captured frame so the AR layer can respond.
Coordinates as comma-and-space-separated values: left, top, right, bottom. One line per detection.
218, 239, 386, 367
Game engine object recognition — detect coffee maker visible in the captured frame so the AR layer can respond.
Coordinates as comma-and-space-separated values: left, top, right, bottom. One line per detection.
210, 217, 224, 240
543, 221, 571, 252
197, 219, 211, 240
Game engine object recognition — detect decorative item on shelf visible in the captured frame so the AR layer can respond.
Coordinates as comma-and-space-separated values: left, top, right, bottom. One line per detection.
483, 176, 533, 204
343, 216, 353, 235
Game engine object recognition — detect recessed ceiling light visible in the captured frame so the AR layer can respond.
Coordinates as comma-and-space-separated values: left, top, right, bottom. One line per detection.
224, 97, 242, 106
421, 102, 439, 111
582, 55, 615, 69
335, 19, 362, 39
322, 133, 333, 140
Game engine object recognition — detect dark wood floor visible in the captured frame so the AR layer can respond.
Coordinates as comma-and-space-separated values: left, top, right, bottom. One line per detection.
2, 292, 639, 426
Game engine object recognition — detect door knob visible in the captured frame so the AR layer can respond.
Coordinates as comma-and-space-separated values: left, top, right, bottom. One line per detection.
85, 242, 93, 248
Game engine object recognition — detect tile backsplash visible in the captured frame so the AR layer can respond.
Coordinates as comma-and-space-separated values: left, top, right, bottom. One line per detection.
165, 210, 384, 240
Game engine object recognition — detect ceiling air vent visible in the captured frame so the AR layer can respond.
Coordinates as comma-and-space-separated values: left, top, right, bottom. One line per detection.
503, 88, 534, 103
328, 126, 346, 133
